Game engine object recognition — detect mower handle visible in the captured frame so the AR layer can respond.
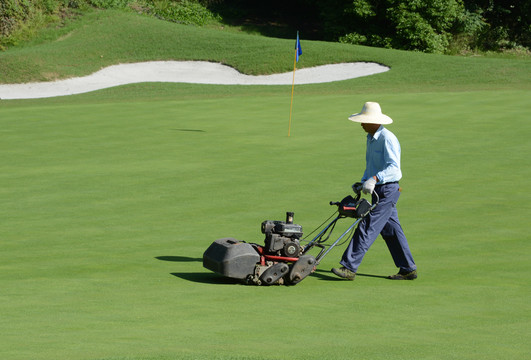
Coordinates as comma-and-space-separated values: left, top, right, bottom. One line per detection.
329, 191, 379, 207
372, 190, 380, 205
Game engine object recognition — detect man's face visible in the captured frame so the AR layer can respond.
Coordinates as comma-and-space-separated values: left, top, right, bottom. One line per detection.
361, 123, 380, 135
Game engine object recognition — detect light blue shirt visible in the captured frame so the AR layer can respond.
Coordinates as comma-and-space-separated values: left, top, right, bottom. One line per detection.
361, 126, 402, 184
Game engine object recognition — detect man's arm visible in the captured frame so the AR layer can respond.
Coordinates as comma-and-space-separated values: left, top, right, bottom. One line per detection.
375, 136, 402, 183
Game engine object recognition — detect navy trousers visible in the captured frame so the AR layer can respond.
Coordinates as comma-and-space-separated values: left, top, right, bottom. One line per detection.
340, 182, 416, 273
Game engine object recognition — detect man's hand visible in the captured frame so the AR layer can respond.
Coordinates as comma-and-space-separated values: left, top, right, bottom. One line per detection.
362, 177, 377, 194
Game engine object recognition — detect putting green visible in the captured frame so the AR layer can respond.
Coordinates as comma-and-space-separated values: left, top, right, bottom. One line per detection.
1, 87, 529, 360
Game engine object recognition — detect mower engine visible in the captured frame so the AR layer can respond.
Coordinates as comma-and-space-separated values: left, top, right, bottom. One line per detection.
203, 212, 316, 286
261, 212, 303, 258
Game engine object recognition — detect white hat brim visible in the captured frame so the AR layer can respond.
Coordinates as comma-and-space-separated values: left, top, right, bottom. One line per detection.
348, 113, 393, 124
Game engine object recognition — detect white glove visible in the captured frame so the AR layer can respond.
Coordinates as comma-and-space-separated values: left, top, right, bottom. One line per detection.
362, 177, 377, 194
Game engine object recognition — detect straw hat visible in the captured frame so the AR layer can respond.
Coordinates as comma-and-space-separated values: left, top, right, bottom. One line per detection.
348, 102, 393, 124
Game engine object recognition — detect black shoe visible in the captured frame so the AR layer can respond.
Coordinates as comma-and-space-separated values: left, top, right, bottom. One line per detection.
332, 267, 356, 280
388, 269, 417, 280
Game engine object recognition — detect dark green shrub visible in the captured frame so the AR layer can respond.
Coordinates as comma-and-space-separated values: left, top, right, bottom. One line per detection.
147, 0, 221, 26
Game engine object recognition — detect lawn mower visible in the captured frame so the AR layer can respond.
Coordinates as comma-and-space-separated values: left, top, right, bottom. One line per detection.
203, 186, 379, 285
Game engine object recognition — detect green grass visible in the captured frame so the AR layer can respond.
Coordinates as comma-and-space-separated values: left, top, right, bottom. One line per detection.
1, 9, 530, 360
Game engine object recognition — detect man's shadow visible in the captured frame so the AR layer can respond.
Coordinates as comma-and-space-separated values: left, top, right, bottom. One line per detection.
312, 268, 388, 280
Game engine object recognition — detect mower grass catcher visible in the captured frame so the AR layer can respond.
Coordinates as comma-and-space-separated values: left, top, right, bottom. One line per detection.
203, 191, 378, 285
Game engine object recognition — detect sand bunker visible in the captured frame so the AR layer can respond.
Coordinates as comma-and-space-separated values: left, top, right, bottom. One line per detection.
0, 61, 389, 99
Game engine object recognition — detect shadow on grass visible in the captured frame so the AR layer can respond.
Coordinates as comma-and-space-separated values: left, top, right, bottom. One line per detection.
156, 255, 243, 285
171, 272, 242, 285
311, 269, 344, 281
357, 273, 389, 279
312, 268, 388, 280
155, 256, 202, 262
171, 129, 206, 133
156, 257, 388, 284
156, 257, 389, 284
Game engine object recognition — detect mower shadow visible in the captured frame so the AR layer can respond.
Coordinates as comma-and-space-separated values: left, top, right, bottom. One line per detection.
156, 255, 243, 285
155, 255, 202, 262
171, 272, 242, 285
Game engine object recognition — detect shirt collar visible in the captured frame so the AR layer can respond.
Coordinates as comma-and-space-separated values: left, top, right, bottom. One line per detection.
368, 125, 385, 141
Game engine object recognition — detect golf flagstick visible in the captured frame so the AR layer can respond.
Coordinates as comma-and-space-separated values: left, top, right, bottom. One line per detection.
288, 31, 302, 137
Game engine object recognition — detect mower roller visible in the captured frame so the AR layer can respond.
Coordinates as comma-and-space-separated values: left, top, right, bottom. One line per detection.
203, 188, 379, 285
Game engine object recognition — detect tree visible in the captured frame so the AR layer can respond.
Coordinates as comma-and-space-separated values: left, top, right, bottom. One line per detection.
330, 0, 465, 53
462, 0, 531, 50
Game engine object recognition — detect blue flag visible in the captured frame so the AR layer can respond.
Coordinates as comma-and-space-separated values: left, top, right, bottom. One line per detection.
296, 32, 302, 62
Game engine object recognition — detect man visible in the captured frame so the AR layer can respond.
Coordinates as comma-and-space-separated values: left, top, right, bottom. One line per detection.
332, 102, 417, 281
